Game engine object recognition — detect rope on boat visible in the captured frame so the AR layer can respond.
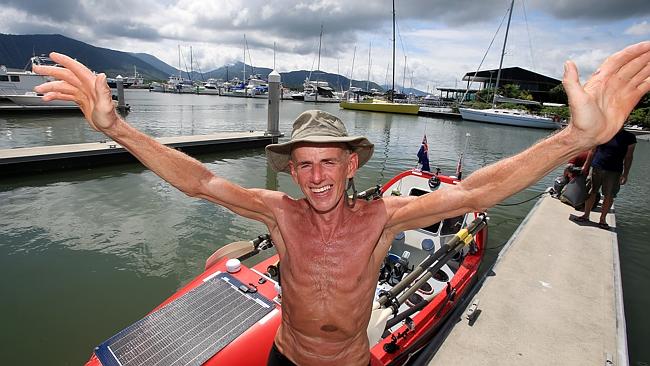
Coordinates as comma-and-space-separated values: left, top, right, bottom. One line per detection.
496, 191, 549, 207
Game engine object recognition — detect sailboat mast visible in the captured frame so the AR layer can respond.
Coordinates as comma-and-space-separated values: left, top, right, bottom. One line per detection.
492, 0, 515, 108
366, 41, 372, 91
391, 0, 396, 102
316, 24, 323, 102
350, 45, 357, 91
178, 45, 181, 79
243, 35, 246, 82
402, 55, 407, 95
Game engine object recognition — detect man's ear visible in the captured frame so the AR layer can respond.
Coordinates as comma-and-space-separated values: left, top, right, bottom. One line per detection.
347, 152, 359, 179
288, 160, 299, 183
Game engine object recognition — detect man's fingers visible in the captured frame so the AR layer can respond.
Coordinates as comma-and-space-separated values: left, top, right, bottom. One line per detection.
42, 91, 78, 102
597, 41, 650, 77
48, 52, 97, 87
637, 76, 650, 94
618, 49, 650, 82
630, 62, 650, 87
33, 65, 82, 89
34, 80, 78, 95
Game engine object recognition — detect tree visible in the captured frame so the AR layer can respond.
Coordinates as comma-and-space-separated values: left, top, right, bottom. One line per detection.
549, 84, 568, 105
628, 108, 650, 128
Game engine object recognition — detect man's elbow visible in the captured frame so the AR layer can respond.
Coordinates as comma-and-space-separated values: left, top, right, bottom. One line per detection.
455, 185, 488, 213
183, 171, 215, 198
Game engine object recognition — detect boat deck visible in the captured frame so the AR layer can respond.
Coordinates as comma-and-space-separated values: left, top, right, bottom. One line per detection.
429, 195, 626, 366
0, 131, 278, 177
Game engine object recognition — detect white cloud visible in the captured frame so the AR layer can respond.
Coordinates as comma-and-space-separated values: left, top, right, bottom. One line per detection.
1, 0, 648, 91
624, 20, 650, 35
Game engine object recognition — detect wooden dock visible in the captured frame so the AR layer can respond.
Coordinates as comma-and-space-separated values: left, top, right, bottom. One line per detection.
0, 131, 278, 177
428, 195, 627, 366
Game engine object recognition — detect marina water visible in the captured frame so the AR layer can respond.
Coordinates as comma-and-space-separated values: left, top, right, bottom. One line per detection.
1, 90, 648, 365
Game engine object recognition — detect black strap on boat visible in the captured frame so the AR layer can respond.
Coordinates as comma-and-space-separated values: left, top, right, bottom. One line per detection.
383, 299, 430, 335
435, 282, 457, 318
378, 289, 400, 315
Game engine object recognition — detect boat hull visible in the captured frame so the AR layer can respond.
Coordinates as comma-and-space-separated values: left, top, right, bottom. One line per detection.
340, 100, 420, 115
2, 94, 78, 109
458, 107, 560, 129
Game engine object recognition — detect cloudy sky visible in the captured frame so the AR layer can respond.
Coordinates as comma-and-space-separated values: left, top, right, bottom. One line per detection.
2, 0, 649, 91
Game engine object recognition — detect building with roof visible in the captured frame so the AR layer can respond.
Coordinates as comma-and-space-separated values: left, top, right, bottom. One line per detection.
462, 67, 561, 103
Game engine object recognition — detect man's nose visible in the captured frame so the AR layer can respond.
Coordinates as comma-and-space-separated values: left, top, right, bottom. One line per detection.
311, 164, 323, 182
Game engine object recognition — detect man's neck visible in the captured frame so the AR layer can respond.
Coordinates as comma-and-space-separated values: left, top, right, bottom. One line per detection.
307, 197, 350, 243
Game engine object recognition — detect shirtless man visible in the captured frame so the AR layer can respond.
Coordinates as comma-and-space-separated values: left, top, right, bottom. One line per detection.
34, 41, 650, 365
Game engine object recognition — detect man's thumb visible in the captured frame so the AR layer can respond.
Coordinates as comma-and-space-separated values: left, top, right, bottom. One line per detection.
562, 60, 583, 101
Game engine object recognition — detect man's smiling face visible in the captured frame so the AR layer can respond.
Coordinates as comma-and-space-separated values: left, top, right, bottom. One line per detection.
289, 142, 358, 214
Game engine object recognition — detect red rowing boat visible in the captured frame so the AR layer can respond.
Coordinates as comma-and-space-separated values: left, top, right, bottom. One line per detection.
85, 169, 488, 366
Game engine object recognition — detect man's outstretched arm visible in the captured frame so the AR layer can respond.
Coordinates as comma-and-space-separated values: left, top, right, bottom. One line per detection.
33, 52, 277, 225
386, 41, 650, 233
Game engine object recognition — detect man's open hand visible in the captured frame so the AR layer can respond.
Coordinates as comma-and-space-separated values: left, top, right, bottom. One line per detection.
33, 52, 118, 132
563, 41, 650, 147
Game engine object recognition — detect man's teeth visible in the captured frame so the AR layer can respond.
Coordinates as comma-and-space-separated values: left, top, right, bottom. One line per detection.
312, 185, 332, 193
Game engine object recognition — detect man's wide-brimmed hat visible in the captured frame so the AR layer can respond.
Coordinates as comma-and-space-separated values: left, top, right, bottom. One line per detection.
265, 110, 374, 173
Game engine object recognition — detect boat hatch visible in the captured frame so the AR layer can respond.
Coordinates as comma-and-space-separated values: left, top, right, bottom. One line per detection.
95, 272, 274, 366
408, 188, 466, 236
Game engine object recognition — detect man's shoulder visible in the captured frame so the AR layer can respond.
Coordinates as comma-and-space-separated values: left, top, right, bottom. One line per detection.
252, 189, 298, 206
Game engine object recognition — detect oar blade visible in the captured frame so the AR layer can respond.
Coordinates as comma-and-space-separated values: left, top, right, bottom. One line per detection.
204, 241, 255, 270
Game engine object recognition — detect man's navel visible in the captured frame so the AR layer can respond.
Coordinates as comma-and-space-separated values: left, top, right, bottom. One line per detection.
320, 324, 339, 332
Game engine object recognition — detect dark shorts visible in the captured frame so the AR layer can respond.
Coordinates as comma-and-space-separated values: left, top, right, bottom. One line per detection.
267, 342, 297, 366
590, 167, 621, 197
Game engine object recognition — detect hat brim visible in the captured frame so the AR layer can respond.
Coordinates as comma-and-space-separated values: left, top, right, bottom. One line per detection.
265, 135, 374, 173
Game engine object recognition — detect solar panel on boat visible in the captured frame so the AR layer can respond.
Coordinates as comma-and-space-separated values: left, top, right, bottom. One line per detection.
95, 272, 275, 366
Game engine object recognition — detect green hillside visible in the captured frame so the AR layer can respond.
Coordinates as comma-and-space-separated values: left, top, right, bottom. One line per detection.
0, 33, 170, 80
0, 33, 386, 91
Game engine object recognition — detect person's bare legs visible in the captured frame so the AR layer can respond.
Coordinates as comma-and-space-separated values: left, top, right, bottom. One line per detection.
580, 179, 602, 221
580, 191, 598, 220
599, 194, 614, 225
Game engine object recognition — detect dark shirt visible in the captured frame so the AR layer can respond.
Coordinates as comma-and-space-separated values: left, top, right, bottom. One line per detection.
591, 130, 636, 173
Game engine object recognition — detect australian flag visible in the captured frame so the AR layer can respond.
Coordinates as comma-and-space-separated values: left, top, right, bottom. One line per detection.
417, 135, 430, 172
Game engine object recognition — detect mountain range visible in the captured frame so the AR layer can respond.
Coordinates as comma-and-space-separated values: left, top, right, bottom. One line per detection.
0, 33, 421, 92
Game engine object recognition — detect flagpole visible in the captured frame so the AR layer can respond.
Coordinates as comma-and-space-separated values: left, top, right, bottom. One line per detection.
456, 133, 471, 180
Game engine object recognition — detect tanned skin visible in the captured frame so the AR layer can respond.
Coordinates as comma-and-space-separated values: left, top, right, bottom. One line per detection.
34, 42, 650, 365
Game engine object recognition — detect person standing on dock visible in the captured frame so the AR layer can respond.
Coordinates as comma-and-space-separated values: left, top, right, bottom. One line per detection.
33, 42, 650, 366
577, 128, 637, 229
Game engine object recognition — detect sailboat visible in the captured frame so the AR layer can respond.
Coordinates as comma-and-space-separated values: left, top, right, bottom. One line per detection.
458, 0, 560, 129
303, 25, 341, 103
339, 0, 420, 115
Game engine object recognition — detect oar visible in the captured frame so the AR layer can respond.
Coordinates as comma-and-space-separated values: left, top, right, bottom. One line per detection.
204, 234, 271, 270
378, 214, 487, 307
367, 214, 487, 345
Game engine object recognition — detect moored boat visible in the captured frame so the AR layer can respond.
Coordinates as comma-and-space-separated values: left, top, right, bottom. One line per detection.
458, 107, 560, 129
341, 99, 420, 115
83, 168, 487, 366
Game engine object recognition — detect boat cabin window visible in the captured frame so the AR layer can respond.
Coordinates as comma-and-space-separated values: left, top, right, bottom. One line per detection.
10, 75, 20, 82
0, 75, 8, 81
409, 187, 440, 233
